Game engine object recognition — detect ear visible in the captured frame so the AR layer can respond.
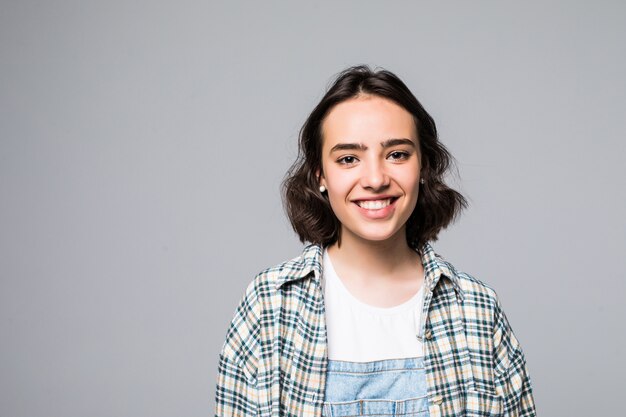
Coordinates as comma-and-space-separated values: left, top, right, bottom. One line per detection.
316, 168, 326, 188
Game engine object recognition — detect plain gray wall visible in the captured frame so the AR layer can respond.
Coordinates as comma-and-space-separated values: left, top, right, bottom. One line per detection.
1, 1, 624, 416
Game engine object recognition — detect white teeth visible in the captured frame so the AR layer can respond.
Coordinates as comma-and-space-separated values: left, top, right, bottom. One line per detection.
357, 198, 392, 210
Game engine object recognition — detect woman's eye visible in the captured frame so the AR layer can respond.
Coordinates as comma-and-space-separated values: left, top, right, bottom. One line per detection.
338, 156, 358, 165
388, 151, 410, 161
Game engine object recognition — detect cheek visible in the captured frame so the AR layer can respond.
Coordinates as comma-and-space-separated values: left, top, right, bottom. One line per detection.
324, 192, 347, 224
324, 174, 354, 214
404, 163, 422, 189
324, 167, 349, 194
390, 165, 420, 189
326, 185, 349, 209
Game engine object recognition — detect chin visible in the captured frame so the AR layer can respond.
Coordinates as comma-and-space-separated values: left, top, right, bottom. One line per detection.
352, 228, 404, 244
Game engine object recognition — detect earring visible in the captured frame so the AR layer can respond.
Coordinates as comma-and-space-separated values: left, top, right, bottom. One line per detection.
420, 178, 425, 184
319, 185, 326, 193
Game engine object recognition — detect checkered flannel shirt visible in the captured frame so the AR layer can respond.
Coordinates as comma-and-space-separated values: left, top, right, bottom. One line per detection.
215, 243, 536, 417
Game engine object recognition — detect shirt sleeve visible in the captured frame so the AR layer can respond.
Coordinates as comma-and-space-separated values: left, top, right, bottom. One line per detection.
214, 283, 261, 417
492, 297, 537, 417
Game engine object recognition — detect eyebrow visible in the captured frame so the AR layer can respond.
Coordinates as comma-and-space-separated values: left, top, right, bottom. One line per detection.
329, 138, 416, 154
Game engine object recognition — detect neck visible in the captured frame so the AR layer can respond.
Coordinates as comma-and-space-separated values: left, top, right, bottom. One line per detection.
326, 227, 419, 279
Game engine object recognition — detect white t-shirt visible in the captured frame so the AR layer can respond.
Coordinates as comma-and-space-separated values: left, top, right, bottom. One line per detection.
322, 249, 425, 362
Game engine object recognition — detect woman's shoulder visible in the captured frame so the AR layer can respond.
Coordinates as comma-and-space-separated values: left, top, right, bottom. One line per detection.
455, 269, 499, 303
220, 244, 322, 355
431, 251, 513, 334
244, 243, 324, 296
428, 248, 501, 309
225, 244, 323, 326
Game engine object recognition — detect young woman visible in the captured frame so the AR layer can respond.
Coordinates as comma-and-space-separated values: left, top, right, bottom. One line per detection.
215, 66, 536, 417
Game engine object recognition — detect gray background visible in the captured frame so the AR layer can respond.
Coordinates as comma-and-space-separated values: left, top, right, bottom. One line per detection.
1, 1, 624, 416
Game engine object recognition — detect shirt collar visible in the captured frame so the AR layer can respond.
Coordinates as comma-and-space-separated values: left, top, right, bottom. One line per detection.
420, 242, 464, 301
275, 243, 324, 289
275, 242, 464, 300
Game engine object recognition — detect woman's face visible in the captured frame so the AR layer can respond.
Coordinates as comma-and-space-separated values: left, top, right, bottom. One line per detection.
318, 95, 422, 245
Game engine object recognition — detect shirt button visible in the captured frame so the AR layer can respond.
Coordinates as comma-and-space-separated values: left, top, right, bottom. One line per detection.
424, 329, 433, 340
431, 395, 443, 405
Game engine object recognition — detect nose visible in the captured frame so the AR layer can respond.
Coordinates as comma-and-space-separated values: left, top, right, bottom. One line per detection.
360, 159, 390, 191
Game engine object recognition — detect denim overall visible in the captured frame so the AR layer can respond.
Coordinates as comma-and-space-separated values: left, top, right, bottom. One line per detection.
322, 356, 430, 417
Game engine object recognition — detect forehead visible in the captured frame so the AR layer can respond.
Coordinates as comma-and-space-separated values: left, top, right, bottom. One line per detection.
321, 95, 417, 146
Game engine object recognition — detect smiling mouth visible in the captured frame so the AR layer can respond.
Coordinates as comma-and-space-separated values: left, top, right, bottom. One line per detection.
355, 197, 398, 210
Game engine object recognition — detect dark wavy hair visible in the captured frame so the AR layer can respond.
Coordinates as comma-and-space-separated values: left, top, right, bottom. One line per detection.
282, 65, 467, 250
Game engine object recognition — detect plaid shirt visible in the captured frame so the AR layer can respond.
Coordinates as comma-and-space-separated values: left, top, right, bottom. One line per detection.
215, 243, 536, 417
